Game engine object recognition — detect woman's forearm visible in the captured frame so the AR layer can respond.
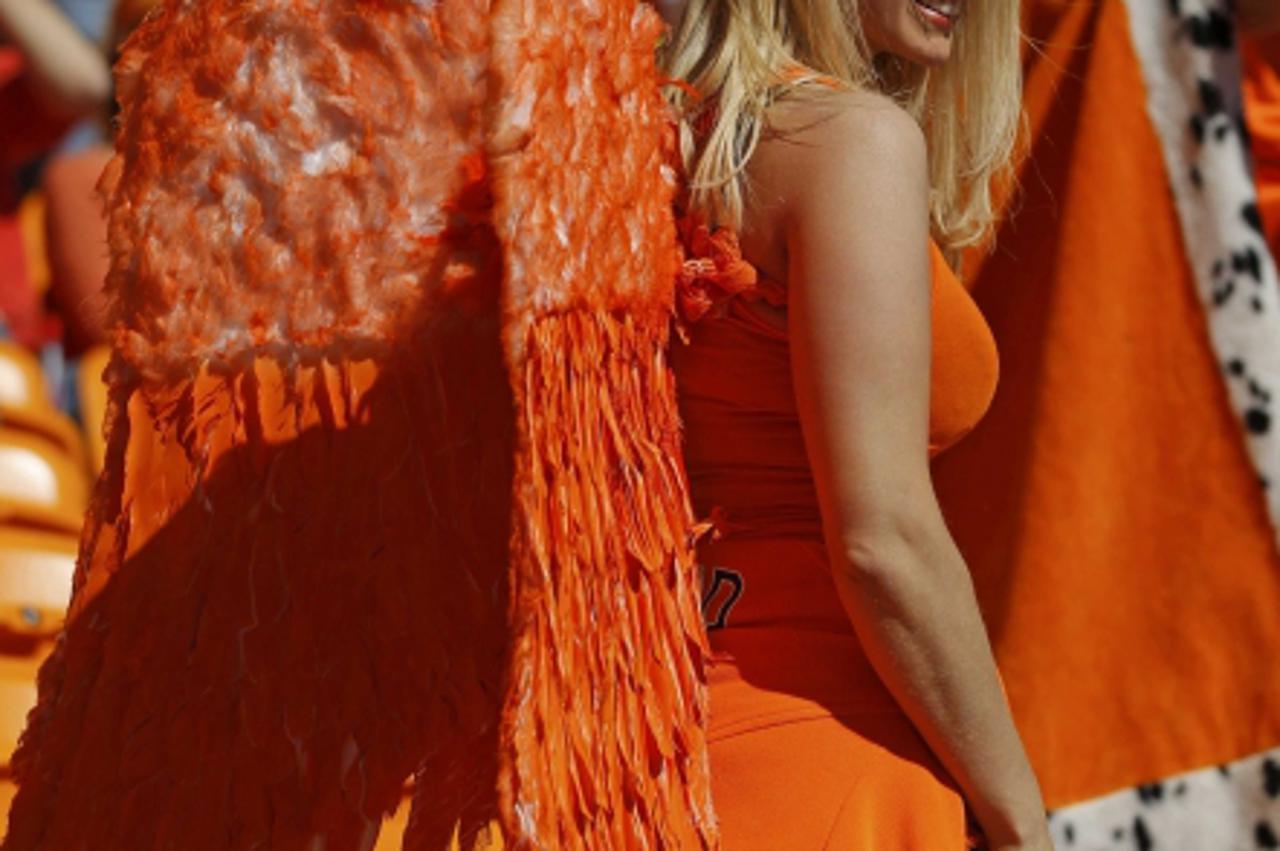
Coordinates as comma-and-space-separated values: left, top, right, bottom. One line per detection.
829, 513, 1049, 847
0, 0, 110, 119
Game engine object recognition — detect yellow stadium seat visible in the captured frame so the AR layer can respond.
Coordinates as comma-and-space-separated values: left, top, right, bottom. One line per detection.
0, 779, 15, 825
0, 342, 48, 414
371, 788, 507, 851
0, 343, 86, 467
0, 528, 73, 840
0, 662, 39, 765
375, 796, 410, 851
0, 648, 48, 834
0, 407, 87, 472
370, 798, 506, 850
77, 346, 111, 475
0, 430, 89, 536
16, 193, 49, 297
0, 527, 76, 639
0, 777, 16, 844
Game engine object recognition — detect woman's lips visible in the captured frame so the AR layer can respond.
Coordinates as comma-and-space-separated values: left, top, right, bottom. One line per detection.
913, 0, 961, 30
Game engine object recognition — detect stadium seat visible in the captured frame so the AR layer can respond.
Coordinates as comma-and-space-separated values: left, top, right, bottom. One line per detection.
0, 527, 74, 722
0, 342, 47, 414
0, 780, 15, 837
375, 796, 410, 851
0, 661, 39, 768
0, 527, 74, 834
15, 192, 48, 298
0, 429, 89, 535
77, 346, 110, 474
0, 407, 86, 471
370, 800, 505, 850
0, 342, 86, 466
0, 527, 75, 639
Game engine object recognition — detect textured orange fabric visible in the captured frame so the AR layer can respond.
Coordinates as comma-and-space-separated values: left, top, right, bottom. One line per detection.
672, 239, 995, 847
708, 711, 964, 851
1244, 34, 1280, 256
6, 2, 715, 849
933, 0, 1280, 808
486, 2, 713, 845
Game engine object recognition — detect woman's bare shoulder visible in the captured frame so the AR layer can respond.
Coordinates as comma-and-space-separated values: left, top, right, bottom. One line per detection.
746, 86, 928, 255
763, 86, 923, 153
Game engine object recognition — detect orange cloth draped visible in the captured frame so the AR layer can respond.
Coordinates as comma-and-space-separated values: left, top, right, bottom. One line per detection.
5, 2, 715, 849
1244, 34, 1280, 256
932, 0, 1280, 808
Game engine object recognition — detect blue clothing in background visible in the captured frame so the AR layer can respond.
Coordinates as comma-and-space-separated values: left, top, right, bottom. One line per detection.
53, 0, 110, 42
52, 0, 113, 152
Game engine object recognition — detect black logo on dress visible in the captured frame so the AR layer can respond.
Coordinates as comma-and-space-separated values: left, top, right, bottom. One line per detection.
700, 567, 745, 631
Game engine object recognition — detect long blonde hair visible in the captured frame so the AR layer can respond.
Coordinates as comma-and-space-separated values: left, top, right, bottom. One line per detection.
659, 0, 1021, 257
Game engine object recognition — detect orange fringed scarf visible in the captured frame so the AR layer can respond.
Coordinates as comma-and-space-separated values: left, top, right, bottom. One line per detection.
4, 2, 715, 849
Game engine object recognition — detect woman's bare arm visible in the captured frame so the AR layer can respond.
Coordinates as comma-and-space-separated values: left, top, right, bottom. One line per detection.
0, 0, 111, 120
749, 90, 1050, 850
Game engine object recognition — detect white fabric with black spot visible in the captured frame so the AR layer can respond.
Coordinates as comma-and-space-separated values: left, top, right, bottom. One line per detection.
1122, 0, 1280, 530
1049, 750, 1280, 850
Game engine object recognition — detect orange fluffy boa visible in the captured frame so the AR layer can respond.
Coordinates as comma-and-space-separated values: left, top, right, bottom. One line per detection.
4, 2, 717, 848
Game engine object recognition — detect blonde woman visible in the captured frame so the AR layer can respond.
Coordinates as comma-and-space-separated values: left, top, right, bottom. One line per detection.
660, 1, 1053, 848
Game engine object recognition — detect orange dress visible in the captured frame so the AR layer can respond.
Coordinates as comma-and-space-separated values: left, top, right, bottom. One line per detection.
672, 241, 999, 849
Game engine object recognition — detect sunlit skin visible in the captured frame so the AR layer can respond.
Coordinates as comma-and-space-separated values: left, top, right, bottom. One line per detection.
860, 0, 962, 66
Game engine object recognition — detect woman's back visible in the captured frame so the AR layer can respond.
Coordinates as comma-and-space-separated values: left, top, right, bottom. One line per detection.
675, 90, 1000, 542
670, 90, 1007, 849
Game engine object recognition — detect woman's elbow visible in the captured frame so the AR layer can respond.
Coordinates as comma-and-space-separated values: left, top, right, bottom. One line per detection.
830, 508, 956, 591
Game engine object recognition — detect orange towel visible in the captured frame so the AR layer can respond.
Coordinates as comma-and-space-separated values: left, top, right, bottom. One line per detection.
934, 0, 1280, 808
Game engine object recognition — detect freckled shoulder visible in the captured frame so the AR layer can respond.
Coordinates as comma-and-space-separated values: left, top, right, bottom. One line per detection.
741, 86, 929, 273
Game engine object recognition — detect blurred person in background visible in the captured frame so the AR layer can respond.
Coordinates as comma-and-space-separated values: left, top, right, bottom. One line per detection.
0, 0, 110, 126
0, 0, 108, 350
41, 0, 158, 357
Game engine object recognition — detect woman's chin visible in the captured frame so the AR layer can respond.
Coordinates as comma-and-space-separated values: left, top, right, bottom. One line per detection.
880, 36, 954, 70
865, 6, 959, 70
908, 42, 954, 68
